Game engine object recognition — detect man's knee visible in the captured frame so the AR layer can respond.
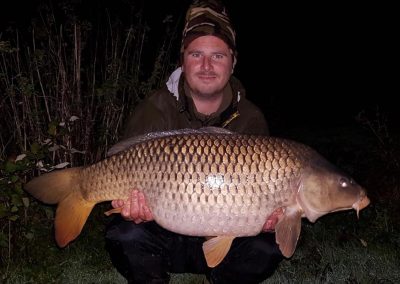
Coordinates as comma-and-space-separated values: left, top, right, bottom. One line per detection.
105, 219, 171, 283
105, 217, 147, 244
242, 234, 283, 274
210, 234, 283, 283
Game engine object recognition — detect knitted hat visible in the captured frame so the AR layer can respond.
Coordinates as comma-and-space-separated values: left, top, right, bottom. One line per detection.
181, 0, 236, 58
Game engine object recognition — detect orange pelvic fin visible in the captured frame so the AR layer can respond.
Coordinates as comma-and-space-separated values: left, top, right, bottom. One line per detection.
202, 236, 235, 268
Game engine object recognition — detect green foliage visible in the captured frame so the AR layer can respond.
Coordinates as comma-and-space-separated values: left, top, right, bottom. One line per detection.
0, 139, 51, 265
0, 0, 178, 276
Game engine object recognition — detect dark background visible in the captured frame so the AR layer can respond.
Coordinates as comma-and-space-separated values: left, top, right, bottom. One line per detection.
1, 0, 396, 133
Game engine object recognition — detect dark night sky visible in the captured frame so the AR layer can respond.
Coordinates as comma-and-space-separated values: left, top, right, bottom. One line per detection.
1, 0, 397, 133
229, 2, 396, 132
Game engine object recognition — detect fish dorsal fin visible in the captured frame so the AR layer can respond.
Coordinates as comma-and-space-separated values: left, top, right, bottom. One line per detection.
275, 206, 303, 258
107, 127, 235, 157
202, 236, 235, 268
198, 126, 234, 134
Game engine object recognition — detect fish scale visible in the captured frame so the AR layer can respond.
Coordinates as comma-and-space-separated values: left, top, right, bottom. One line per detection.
80, 133, 300, 237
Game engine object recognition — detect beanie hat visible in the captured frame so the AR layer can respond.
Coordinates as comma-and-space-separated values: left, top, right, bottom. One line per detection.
181, 0, 237, 59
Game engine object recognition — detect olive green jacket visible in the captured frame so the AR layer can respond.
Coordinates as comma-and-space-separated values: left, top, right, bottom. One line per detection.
123, 68, 268, 138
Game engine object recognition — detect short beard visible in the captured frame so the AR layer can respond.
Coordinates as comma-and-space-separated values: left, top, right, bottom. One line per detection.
191, 88, 224, 101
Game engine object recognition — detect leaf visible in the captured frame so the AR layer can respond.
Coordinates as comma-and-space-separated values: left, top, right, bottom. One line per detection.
11, 205, 19, 213
14, 183, 23, 193
71, 148, 86, 154
11, 194, 23, 207
42, 138, 52, 145
36, 161, 49, 172
36, 160, 44, 168
22, 197, 30, 208
69, 115, 79, 122
0, 232, 8, 248
30, 142, 41, 154
48, 145, 60, 152
9, 214, 19, 221
11, 175, 19, 183
54, 162, 70, 169
360, 238, 368, 247
15, 154, 27, 162
24, 232, 34, 240
0, 204, 7, 218
5, 161, 18, 173
48, 121, 58, 136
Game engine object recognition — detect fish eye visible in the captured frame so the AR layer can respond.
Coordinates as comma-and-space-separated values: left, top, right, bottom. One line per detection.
339, 177, 349, 188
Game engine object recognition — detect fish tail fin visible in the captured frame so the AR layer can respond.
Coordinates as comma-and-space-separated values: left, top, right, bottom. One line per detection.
24, 167, 83, 204
24, 167, 96, 247
55, 189, 96, 247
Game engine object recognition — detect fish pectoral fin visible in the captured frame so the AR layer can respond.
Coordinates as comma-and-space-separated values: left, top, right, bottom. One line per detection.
202, 236, 235, 268
275, 207, 303, 258
104, 207, 122, 216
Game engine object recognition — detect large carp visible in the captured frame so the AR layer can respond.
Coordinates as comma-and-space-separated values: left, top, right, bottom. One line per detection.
24, 127, 370, 267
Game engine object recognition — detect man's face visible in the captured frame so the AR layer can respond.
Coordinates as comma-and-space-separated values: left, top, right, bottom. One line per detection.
182, 35, 233, 98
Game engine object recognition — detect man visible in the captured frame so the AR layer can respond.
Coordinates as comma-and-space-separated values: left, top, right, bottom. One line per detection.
105, 1, 283, 283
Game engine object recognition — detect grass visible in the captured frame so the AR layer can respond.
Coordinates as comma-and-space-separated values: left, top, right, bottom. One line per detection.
265, 211, 400, 283
1, 199, 399, 283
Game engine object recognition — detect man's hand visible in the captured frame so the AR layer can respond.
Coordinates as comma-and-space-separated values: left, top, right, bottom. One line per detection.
111, 189, 154, 224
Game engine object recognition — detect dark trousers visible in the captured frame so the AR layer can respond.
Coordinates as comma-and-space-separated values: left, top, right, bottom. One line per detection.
105, 216, 283, 284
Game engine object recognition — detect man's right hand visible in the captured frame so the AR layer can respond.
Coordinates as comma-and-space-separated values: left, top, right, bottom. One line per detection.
111, 189, 154, 224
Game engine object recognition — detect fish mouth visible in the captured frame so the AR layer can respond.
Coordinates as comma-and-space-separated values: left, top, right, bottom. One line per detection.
300, 191, 371, 223
352, 193, 370, 219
